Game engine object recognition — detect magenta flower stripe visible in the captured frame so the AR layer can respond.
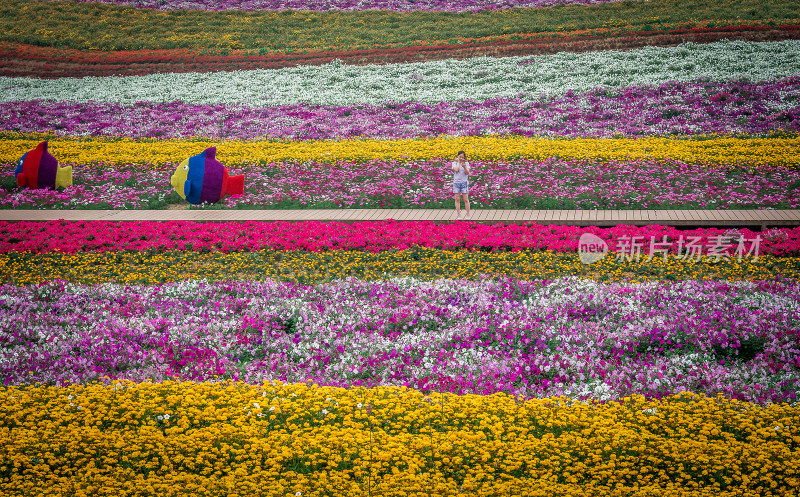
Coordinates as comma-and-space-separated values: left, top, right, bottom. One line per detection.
1, 220, 797, 256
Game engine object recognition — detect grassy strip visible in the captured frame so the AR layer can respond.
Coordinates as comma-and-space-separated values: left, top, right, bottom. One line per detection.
0, 382, 797, 496
1, 249, 797, 285
0, 0, 798, 51
2, 134, 799, 168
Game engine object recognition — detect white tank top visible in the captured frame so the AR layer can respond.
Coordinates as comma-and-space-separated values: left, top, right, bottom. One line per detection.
452, 161, 469, 182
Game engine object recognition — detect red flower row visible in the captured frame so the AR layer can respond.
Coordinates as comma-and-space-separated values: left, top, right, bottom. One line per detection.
2, 23, 798, 78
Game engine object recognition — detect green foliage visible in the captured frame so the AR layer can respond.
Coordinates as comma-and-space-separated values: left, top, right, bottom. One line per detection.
713, 336, 768, 362
0, 175, 18, 192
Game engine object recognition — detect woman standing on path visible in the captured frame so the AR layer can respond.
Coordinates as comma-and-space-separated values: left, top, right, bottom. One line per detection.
452, 150, 471, 220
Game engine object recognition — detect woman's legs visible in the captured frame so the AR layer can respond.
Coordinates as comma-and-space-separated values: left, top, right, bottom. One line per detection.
462, 194, 471, 219
454, 193, 462, 218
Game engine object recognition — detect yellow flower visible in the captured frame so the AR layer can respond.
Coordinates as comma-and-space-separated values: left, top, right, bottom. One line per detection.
1, 134, 798, 168
1, 250, 797, 285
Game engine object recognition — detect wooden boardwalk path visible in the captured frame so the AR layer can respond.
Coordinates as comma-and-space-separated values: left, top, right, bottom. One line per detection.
1, 209, 799, 228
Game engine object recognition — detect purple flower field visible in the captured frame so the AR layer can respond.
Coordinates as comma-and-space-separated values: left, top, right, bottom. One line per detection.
0, 164, 173, 209
3, 78, 798, 140
3, 158, 799, 210
2, 277, 797, 404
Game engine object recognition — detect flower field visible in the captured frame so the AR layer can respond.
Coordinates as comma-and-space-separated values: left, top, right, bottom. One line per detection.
3, 220, 800, 256
5, 77, 800, 140
2, 135, 800, 209
3, 276, 800, 404
2, 0, 800, 495
2, 383, 797, 496
1, 220, 800, 494
5, 40, 800, 106
2, 0, 799, 56
1, 36, 800, 210
4, 157, 800, 209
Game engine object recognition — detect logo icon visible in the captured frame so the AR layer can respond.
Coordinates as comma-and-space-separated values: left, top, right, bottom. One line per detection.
578, 233, 608, 264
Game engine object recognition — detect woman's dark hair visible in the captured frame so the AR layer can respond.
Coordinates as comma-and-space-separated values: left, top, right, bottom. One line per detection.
456, 150, 466, 158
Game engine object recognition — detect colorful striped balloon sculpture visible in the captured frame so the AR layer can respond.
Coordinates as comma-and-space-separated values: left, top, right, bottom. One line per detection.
170, 147, 245, 205
15, 141, 73, 189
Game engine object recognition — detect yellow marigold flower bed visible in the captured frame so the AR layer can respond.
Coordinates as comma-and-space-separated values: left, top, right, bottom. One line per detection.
1, 249, 798, 285
0, 382, 797, 496
1, 134, 798, 167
